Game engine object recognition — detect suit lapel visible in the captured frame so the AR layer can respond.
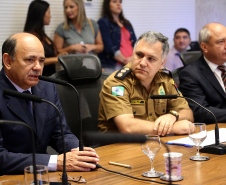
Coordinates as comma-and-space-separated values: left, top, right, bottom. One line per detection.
32, 84, 48, 138
6, 95, 37, 133
2, 71, 37, 133
199, 58, 226, 98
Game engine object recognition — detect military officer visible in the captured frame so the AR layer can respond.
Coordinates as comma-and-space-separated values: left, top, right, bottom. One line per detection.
98, 31, 194, 136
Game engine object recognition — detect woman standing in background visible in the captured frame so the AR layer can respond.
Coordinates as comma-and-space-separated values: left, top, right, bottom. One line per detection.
54, 0, 103, 55
24, 0, 66, 76
98, 0, 137, 73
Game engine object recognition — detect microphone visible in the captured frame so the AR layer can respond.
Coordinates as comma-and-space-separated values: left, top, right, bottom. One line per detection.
150, 95, 177, 99
0, 120, 37, 185
83, 132, 147, 146
151, 94, 226, 155
38, 75, 83, 151
3, 89, 68, 185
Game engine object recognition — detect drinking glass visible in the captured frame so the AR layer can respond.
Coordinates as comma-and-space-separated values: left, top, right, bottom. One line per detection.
141, 134, 164, 177
24, 165, 49, 185
189, 123, 210, 161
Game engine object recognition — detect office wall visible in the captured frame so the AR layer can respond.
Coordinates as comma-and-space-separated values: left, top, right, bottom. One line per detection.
196, 0, 226, 38
0, 0, 196, 68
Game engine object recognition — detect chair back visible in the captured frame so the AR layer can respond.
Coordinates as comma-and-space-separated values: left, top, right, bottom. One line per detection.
180, 51, 202, 66
51, 54, 109, 146
172, 51, 202, 87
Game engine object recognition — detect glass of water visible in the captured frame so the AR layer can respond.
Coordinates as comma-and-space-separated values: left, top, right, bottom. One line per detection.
189, 123, 209, 161
24, 165, 49, 185
141, 134, 164, 177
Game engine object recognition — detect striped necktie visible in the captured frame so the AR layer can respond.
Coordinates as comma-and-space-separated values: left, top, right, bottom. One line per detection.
217, 65, 226, 91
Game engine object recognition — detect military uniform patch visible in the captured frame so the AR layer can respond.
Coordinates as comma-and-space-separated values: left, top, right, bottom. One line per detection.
112, 86, 124, 96
158, 85, 165, 95
130, 100, 145, 104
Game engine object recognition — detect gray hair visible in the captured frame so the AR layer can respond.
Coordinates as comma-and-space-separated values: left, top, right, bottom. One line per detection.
134, 31, 169, 61
199, 26, 211, 45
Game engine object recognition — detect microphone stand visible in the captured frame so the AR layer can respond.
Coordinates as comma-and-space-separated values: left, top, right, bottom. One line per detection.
3, 89, 68, 185
0, 120, 37, 185
41, 100, 68, 185
150, 94, 226, 155
178, 96, 226, 155
38, 76, 83, 151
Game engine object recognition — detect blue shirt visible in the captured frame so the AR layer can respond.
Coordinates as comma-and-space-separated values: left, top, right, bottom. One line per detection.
164, 46, 184, 71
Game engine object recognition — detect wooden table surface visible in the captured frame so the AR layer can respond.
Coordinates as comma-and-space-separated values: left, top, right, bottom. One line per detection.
1, 124, 226, 185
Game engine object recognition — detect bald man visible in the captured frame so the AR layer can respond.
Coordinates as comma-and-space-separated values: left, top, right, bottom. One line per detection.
179, 23, 226, 123
0, 33, 99, 175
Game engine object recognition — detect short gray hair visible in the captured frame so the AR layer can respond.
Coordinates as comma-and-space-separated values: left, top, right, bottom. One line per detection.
199, 26, 211, 45
134, 31, 169, 61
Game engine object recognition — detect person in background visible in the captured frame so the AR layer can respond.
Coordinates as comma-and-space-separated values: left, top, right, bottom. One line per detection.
98, 31, 193, 136
0, 33, 99, 175
54, 0, 103, 55
164, 28, 191, 71
98, 0, 137, 73
24, 0, 67, 76
179, 22, 226, 124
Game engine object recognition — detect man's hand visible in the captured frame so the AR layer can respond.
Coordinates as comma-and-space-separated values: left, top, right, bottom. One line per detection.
154, 114, 177, 136
57, 147, 99, 172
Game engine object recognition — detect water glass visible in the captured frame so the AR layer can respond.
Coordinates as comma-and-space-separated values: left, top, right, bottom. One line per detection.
24, 165, 49, 185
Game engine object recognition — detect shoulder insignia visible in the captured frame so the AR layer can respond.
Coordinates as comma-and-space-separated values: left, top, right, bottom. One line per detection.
160, 68, 173, 78
114, 67, 132, 80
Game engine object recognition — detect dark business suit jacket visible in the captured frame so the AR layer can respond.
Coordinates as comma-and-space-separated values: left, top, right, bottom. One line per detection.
0, 69, 79, 174
179, 55, 226, 123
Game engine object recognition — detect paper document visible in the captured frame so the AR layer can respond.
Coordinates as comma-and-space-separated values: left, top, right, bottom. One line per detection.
167, 128, 226, 147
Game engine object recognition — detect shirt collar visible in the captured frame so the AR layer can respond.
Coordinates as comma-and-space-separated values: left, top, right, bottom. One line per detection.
172, 45, 191, 54
204, 56, 226, 73
5, 72, 32, 93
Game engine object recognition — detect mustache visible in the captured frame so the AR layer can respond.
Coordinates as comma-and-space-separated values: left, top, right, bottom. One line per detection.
29, 71, 40, 76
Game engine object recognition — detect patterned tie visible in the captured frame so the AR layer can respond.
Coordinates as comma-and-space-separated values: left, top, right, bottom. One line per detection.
217, 65, 226, 90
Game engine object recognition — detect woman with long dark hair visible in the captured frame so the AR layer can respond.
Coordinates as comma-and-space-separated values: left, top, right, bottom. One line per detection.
24, 0, 66, 76
98, 0, 137, 73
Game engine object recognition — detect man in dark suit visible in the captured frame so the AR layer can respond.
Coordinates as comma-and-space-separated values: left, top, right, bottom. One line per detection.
179, 23, 226, 124
0, 33, 99, 175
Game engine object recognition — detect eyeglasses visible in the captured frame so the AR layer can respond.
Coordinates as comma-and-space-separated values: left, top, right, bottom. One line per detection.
59, 173, 86, 183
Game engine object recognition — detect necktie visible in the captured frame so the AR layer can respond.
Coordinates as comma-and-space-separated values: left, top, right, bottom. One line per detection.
23, 90, 33, 115
217, 65, 226, 91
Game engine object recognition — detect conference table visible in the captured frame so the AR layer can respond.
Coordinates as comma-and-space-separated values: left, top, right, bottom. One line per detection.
1, 124, 226, 185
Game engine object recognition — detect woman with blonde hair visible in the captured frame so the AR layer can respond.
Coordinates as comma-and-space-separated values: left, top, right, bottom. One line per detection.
54, 0, 103, 54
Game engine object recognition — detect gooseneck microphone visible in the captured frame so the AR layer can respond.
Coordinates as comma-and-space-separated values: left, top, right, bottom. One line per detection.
83, 132, 148, 146
150, 95, 178, 99
0, 120, 37, 185
38, 75, 83, 151
3, 89, 68, 185
151, 94, 226, 155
